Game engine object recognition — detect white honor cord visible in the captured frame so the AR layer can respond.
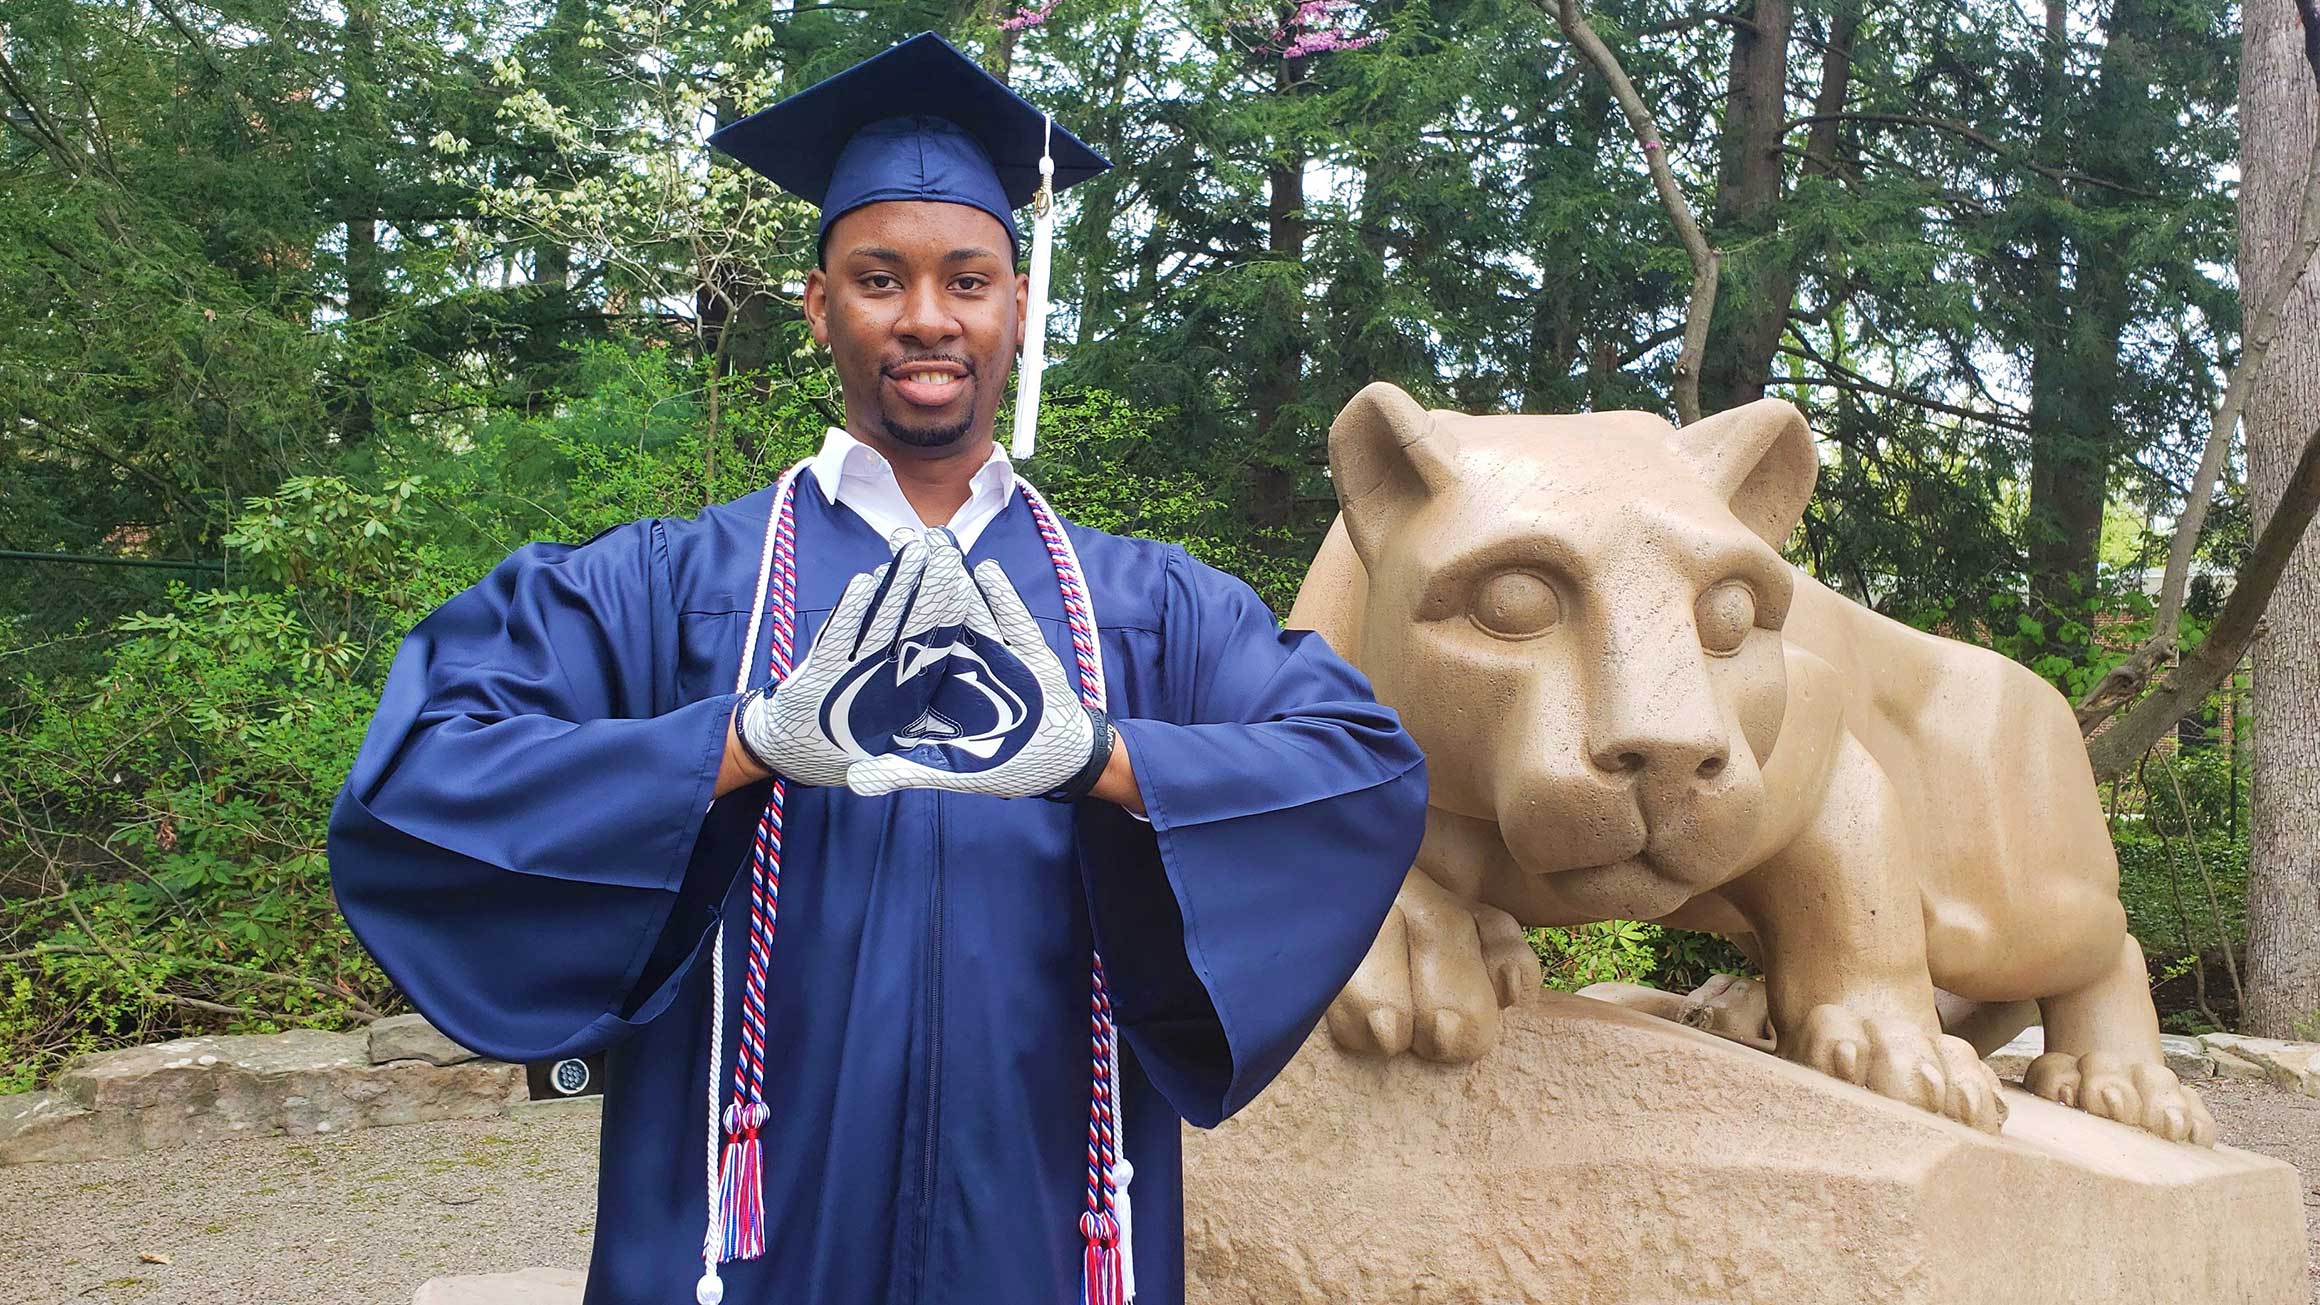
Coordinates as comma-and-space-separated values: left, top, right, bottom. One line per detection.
1011, 113, 1057, 461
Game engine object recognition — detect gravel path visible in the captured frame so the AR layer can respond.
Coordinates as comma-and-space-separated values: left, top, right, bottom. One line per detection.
3, 1105, 600, 1305
7, 1084, 2320, 1305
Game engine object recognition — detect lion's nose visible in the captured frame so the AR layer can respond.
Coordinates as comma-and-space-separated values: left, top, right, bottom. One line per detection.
1590, 736, 1729, 785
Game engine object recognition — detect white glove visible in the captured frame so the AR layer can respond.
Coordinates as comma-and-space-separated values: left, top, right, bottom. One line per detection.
845, 545, 1112, 801
734, 532, 938, 786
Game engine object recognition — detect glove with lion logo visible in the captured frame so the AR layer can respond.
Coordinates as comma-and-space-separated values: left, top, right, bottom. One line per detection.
843, 533, 1113, 801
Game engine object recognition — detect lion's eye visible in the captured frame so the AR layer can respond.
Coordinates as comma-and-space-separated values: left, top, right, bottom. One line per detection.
1471, 571, 1561, 640
1696, 581, 1756, 654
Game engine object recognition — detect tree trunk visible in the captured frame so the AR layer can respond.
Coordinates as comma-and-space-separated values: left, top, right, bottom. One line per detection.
2023, 0, 2146, 651
1525, 72, 1613, 412
699, 90, 780, 422
1696, 0, 1794, 415
1073, 28, 1137, 350
2239, 0, 2320, 1039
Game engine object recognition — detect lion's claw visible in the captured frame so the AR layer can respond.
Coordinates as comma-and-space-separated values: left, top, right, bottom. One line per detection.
1786, 1003, 2005, 1132
2023, 1051, 2216, 1145
1327, 871, 1542, 1063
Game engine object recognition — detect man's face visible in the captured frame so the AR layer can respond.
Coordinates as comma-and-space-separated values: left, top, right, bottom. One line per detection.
805, 201, 1027, 456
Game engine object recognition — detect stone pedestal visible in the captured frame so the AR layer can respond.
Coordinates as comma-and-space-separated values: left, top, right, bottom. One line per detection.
1183, 992, 2306, 1305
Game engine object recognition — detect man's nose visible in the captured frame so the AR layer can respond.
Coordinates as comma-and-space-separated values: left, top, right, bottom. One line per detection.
893, 281, 959, 346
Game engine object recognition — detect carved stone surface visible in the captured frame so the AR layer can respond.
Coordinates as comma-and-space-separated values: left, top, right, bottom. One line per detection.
368, 1012, 482, 1066
1184, 994, 2305, 1305
412, 1266, 586, 1305
1291, 384, 2213, 1144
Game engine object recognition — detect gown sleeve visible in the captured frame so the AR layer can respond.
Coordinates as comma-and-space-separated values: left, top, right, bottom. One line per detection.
1083, 546, 1427, 1127
326, 518, 740, 1064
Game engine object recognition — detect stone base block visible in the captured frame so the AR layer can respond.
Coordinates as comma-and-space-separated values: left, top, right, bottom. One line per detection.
413, 1266, 585, 1304
0, 1029, 527, 1163
1183, 991, 2306, 1305
369, 1012, 484, 1066
0, 1090, 130, 1165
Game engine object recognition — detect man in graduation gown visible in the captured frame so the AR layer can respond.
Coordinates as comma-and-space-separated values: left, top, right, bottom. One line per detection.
327, 31, 1428, 1305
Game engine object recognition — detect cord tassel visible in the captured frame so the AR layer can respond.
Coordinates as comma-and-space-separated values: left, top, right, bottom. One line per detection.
1081, 1212, 1125, 1305
1012, 114, 1058, 460
716, 1102, 771, 1262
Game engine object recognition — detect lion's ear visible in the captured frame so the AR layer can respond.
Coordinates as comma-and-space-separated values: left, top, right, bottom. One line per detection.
1331, 382, 1457, 566
1664, 399, 1817, 549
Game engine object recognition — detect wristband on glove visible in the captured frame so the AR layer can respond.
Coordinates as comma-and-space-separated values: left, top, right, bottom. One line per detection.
732, 684, 780, 777
1042, 706, 1116, 804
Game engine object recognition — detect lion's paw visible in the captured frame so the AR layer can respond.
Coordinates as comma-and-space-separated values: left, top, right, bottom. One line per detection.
1679, 973, 1776, 1051
1326, 871, 1540, 1063
2024, 1051, 2216, 1145
1785, 1003, 2006, 1133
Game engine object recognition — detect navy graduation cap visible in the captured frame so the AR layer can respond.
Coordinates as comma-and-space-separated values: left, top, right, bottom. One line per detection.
706, 31, 1110, 257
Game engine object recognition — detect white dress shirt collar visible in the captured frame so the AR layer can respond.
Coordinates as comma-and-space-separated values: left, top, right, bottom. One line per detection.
807, 426, 1018, 552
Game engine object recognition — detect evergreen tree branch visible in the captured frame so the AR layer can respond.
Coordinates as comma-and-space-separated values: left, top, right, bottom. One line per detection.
1774, 340, 2031, 431
1784, 112, 2168, 199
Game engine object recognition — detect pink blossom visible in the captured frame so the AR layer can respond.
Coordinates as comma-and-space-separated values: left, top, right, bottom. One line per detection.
1282, 30, 1378, 57
1226, 0, 1378, 58
999, 2, 1053, 30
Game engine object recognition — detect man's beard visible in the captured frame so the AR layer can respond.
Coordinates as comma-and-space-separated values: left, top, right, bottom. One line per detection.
879, 402, 976, 448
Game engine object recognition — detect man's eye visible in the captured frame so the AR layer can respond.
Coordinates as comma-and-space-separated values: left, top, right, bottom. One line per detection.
953, 276, 988, 292
860, 273, 899, 290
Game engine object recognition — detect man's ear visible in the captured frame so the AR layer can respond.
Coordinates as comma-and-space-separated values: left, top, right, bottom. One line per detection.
1330, 382, 1458, 566
1662, 399, 1817, 549
1015, 270, 1030, 348
804, 266, 830, 346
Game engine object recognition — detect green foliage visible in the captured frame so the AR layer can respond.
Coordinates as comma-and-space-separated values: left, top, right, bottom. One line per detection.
1530, 921, 1665, 991
1020, 390, 1310, 614
0, 575, 389, 1086
1529, 922, 1755, 998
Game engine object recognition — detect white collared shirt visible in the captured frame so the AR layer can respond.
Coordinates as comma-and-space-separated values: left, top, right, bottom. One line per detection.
808, 426, 1018, 550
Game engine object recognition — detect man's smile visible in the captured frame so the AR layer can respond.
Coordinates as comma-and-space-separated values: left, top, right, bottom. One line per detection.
886, 359, 971, 408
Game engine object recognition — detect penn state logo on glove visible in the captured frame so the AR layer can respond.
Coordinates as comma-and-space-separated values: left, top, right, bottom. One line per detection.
845, 542, 1110, 800
821, 623, 1045, 772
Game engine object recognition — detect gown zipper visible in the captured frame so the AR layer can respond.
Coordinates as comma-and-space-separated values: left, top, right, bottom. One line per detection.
914, 792, 947, 1304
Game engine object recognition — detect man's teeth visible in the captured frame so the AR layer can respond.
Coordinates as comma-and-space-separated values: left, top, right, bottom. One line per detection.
903, 371, 959, 385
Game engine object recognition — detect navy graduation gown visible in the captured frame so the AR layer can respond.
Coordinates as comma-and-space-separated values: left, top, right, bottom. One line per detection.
327, 476, 1427, 1305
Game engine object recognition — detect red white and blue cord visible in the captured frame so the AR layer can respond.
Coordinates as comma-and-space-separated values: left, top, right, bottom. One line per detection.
697, 467, 1130, 1305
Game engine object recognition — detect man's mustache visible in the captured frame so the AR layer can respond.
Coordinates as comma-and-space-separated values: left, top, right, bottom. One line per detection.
882, 354, 975, 377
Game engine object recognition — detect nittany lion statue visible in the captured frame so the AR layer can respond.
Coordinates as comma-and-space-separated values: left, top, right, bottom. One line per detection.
1290, 382, 2212, 1145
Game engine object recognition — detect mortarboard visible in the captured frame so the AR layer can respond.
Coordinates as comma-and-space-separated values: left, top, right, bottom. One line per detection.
706, 31, 1109, 259
707, 31, 1110, 460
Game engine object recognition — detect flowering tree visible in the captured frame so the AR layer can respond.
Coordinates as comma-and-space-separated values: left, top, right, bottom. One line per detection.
446, 0, 816, 474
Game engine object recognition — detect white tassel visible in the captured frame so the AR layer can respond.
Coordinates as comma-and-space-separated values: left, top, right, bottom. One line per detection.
1012, 114, 1057, 461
